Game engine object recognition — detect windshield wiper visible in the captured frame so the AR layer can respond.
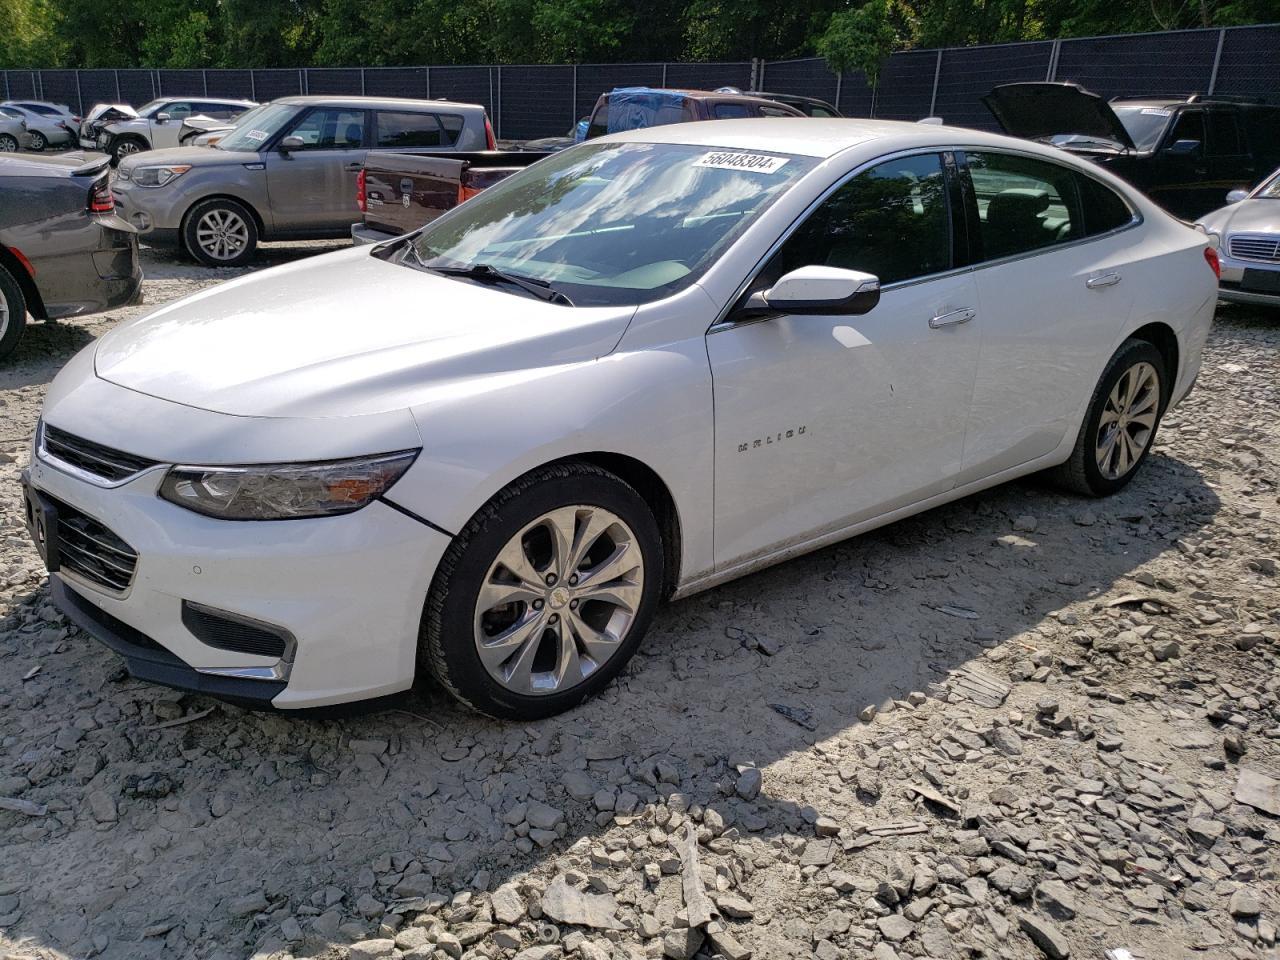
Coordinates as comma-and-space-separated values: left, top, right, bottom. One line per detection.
416, 254, 574, 306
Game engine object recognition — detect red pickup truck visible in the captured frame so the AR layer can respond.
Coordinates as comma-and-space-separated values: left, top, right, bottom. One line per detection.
351, 151, 550, 244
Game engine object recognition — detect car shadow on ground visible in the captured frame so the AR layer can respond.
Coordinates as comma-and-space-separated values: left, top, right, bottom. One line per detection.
0, 441, 1222, 958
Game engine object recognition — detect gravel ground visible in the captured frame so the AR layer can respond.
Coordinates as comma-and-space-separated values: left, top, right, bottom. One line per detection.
1, 243, 1278, 960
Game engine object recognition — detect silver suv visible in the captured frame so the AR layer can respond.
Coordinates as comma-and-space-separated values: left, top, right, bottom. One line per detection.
111, 96, 494, 265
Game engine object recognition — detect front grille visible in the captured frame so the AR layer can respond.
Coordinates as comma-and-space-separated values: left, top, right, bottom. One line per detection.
181, 602, 289, 659
1228, 234, 1280, 263
42, 424, 158, 483
53, 498, 139, 594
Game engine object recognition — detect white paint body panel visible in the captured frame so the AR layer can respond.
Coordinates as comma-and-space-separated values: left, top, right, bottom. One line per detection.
29, 118, 1216, 707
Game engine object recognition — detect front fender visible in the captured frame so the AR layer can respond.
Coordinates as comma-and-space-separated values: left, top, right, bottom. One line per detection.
395, 340, 716, 587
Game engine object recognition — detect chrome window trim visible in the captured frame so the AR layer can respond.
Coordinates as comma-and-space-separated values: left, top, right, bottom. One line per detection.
707, 143, 1144, 334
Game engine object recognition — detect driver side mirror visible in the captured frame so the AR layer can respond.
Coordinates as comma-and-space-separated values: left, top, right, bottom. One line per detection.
740, 266, 881, 319
279, 135, 305, 153
1226, 188, 1249, 204
155, 112, 170, 123
1164, 138, 1202, 157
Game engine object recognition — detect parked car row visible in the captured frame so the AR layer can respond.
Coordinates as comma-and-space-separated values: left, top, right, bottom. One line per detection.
0, 101, 78, 152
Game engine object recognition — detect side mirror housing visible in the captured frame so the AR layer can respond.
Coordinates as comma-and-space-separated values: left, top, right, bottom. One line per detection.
1226, 188, 1249, 204
279, 135, 305, 152
1165, 138, 1202, 157
155, 112, 170, 123
744, 265, 881, 318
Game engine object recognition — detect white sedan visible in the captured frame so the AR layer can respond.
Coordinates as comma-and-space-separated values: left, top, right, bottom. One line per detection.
24, 119, 1217, 719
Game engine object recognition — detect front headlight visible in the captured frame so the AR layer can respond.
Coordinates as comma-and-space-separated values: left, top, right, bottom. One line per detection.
131, 164, 192, 188
158, 450, 419, 520
1193, 223, 1221, 249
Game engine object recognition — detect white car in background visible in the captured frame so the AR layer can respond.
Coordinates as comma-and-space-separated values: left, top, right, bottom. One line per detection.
24, 119, 1217, 719
98, 96, 257, 162
0, 103, 75, 150
1196, 166, 1280, 308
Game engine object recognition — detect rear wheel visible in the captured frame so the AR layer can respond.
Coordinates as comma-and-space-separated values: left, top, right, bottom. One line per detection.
26, 131, 46, 151
1050, 338, 1167, 496
0, 264, 29, 362
421, 462, 663, 720
0, 135, 18, 152
182, 198, 258, 267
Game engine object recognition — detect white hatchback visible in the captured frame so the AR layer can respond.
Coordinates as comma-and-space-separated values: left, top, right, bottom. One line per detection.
24, 119, 1218, 719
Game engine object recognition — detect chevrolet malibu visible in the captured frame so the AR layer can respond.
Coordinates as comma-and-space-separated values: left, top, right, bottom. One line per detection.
24, 119, 1218, 719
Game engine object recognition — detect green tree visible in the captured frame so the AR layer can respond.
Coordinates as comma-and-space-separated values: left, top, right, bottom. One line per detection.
816, 0, 899, 86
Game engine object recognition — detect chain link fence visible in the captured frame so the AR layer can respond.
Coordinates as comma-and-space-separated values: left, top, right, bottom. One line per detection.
3, 24, 1275, 141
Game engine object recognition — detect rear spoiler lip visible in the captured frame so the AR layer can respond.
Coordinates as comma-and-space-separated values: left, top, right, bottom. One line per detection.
69, 152, 112, 177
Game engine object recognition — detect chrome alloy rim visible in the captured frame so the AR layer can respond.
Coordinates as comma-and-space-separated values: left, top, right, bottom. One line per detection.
1096, 361, 1160, 480
115, 139, 141, 156
0, 289, 9, 340
473, 505, 644, 696
0, 136, 16, 152
28, 132, 45, 150
195, 208, 249, 261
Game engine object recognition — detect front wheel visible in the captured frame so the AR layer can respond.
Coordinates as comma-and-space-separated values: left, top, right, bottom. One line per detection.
111, 136, 146, 164
1050, 338, 1167, 496
182, 198, 259, 267
0, 264, 29, 362
0, 134, 18, 152
421, 462, 663, 720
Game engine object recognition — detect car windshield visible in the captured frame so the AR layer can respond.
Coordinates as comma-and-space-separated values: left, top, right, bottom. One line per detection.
216, 103, 298, 151
136, 100, 168, 118
1255, 169, 1280, 199
408, 141, 816, 307
1113, 105, 1174, 151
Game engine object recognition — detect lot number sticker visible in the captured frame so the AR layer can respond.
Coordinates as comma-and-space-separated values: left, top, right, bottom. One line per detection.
694, 151, 789, 174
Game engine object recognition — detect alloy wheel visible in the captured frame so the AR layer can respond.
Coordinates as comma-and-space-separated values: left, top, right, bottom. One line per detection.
1095, 360, 1160, 480
473, 505, 644, 696
28, 132, 46, 150
195, 209, 250, 262
115, 140, 141, 157
0, 292, 8, 341
0, 136, 16, 152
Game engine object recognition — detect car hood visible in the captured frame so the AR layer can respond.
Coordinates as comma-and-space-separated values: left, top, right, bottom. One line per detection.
118, 145, 261, 172
93, 246, 636, 418
1200, 198, 1280, 236
87, 103, 137, 121
982, 82, 1135, 151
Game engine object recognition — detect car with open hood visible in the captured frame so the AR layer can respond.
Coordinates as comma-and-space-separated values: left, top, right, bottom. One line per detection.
97, 96, 258, 163
1196, 165, 1280, 307
25, 118, 1216, 718
983, 83, 1280, 220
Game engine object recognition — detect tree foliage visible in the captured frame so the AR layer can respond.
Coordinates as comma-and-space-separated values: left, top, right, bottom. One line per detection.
1, 0, 1275, 69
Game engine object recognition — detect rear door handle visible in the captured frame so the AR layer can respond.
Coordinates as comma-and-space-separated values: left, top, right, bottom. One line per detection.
345, 162, 363, 171
929, 307, 976, 328
1086, 273, 1121, 289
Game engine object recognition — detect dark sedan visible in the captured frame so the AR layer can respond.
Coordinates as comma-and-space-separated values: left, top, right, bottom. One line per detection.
0, 153, 142, 360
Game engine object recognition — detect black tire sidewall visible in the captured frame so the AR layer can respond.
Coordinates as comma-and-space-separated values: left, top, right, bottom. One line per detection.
0, 264, 29, 362
426, 467, 663, 720
182, 198, 258, 267
1078, 340, 1166, 496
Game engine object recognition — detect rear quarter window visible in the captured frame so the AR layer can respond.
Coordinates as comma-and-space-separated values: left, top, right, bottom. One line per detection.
377, 110, 446, 148
1074, 173, 1135, 236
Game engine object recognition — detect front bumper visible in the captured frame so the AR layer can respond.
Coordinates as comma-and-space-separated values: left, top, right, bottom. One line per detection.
111, 179, 187, 241
1217, 253, 1280, 308
23, 447, 450, 709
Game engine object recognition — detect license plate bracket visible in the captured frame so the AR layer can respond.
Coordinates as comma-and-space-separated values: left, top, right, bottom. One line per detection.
21, 482, 60, 573
1241, 268, 1280, 294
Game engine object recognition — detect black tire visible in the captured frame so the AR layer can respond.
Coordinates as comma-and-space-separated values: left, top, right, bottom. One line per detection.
26, 131, 46, 151
0, 134, 18, 152
181, 197, 259, 267
421, 461, 664, 720
1049, 338, 1167, 497
0, 264, 29, 362
111, 135, 147, 164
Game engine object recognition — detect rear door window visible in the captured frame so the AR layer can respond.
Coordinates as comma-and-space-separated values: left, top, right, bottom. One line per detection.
1206, 110, 1245, 157
964, 151, 1081, 260
713, 103, 751, 120
758, 105, 797, 117
376, 110, 445, 148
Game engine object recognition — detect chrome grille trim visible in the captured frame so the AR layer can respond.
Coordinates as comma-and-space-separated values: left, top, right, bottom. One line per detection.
1228, 234, 1280, 263
39, 422, 160, 487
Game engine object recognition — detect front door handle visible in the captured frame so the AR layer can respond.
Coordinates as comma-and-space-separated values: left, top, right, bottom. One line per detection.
1086, 273, 1121, 289
929, 307, 976, 328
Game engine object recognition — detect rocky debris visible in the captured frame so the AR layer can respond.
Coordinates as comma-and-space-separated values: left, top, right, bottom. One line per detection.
0, 274, 1278, 960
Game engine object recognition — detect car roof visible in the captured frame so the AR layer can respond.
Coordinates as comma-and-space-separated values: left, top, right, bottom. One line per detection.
600, 87, 790, 106
153, 96, 257, 105
600, 116, 1033, 159
274, 95, 484, 111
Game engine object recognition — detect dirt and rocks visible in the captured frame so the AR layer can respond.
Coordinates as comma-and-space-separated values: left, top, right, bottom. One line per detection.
1, 243, 1279, 960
